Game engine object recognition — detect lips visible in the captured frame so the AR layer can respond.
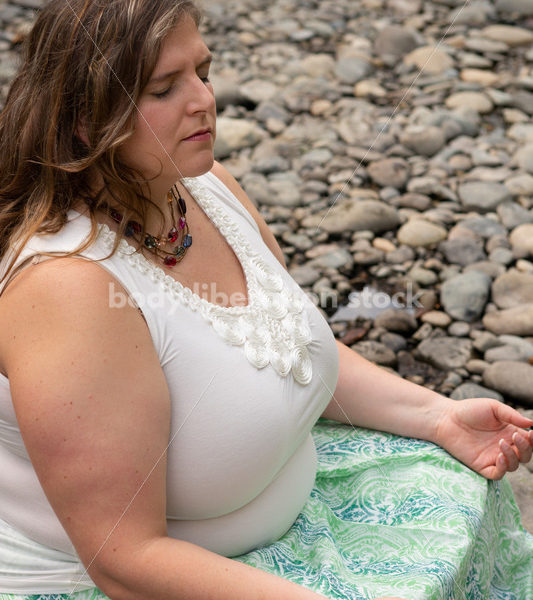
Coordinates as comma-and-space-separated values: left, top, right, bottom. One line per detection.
183, 128, 212, 141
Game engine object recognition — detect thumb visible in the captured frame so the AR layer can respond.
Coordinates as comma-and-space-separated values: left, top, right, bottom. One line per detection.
493, 401, 533, 428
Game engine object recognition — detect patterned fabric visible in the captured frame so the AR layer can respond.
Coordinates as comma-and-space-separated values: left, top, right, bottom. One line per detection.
2, 420, 532, 600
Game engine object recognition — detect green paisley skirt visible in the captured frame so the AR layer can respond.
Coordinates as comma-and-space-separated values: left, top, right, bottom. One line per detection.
2, 420, 532, 600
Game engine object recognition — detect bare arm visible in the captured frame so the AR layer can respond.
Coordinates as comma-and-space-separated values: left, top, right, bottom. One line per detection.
322, 340, 450, 441
207, 164, 533, 477
323, 340, 533, 479
0, 257, 326, 600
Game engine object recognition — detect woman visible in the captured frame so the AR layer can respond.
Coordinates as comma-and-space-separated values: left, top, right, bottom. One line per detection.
0, 1, 531, 599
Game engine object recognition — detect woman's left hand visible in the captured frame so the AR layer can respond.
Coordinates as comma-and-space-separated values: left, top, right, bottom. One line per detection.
434, 397, 533, 480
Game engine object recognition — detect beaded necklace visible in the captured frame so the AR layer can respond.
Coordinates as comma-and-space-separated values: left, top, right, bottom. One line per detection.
104, 185, 192, 267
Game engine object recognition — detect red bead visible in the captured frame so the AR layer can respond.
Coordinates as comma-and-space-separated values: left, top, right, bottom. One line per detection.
110, 209, 123, 224
164, 256, 177, 267
168, 227, 179, 243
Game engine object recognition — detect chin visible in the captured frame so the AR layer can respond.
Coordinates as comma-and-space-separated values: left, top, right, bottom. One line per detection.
177, 154, 215, 179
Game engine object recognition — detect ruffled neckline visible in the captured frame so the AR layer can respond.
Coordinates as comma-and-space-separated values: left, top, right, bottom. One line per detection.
87, 176, 315, 385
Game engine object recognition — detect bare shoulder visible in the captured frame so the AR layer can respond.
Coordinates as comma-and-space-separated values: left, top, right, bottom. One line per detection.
0, 256, 165, 392
0, 256, 171, 576
209, 161, 287, 269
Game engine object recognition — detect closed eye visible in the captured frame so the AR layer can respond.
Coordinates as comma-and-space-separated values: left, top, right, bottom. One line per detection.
152, 87, 172, 99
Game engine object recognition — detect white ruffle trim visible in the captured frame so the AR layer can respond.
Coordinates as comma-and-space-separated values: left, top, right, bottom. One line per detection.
96, 177, 313, 385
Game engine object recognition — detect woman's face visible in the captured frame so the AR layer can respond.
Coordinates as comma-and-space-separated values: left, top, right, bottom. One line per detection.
119, 14, 216, 190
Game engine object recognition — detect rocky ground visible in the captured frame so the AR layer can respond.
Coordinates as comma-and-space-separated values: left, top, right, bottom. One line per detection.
1, 0, 532, 531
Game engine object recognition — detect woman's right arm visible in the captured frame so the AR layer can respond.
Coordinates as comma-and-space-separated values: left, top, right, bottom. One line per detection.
0, 257, 327, 600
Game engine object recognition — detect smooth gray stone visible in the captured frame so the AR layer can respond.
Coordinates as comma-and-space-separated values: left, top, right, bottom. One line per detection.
374, 308, 418, 333
301, 200, 401, 234
464, 261, 506, 280
496, 0, 533, 14
351, 340, 397, 367
374, 25, 418, 65
492, 270, 533, 309
439, 238, 486, 267
458, 182, 512, 212
451, 382, 503, 401
416, 336, 473, 370
483, 361, 533, 406
288, 264, 320, 287
485, 344, 533, 363
441, 271, 491, 322
307, 248, 354, 271
367, 158, 410, 189
497, 202, 533, 230
483, 304, 533, 336
400, 126, 447, 157
335, 57, 373, 85
459, 216, 506, 238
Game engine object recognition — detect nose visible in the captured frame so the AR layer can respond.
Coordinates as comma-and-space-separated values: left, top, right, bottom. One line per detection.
186, 77, 216, 115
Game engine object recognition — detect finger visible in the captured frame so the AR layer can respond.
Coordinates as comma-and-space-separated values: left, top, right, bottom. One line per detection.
499, 438, 519, 471
484, 453, 507, 480
494, 403, 533, 428
513, 431, 533, 463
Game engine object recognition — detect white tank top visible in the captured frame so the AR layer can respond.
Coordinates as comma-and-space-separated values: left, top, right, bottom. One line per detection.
0, 171, 339, 593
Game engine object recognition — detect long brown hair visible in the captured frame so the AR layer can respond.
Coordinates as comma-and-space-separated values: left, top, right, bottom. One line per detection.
0, 0, 201, 287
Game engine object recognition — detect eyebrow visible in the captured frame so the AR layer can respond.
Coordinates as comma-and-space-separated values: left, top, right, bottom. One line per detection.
148, 53, 213, 84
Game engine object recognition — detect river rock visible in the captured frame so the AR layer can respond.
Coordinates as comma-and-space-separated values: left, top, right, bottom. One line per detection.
439, 238, 486, 266
458, 182, 512, 212
445, 92, 494, 114
513, 92, 533, 117
485, 344, 533, 363
441, 271, 491, 322
492, 270, 533, 309
374, 308, 418, 333
481, 25, 533, 47
416, 337, 473, 370
307, 248, 354, 271
421, 311, 452, 328
400, 126, 447, 157
403, 46, 454, 74
496, 0, 533, 14
367, 158, 410, 189
458, 216, 507, 239
397, 219, 448, 247
460, 68, 500, 87
298, 54, 336, 78
498, 202, 533, 230
449, 3, 496, 25
510, 224, 533, 258
508, 123, 533, 142
335, 57, 373, 85
351, 340, 397, 367
513, 144, 533, 174
214, 117, 267, 159
483, 361, 533, 406
302, 199, 401, 234
374, 25, 419, 65
289, 264, 320, 286
451, 382, 504, 401
483, 304, 533, 336
504, 174, 533, 196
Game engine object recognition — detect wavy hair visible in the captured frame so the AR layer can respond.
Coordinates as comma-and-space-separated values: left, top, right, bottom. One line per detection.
0, 0, 201, 288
